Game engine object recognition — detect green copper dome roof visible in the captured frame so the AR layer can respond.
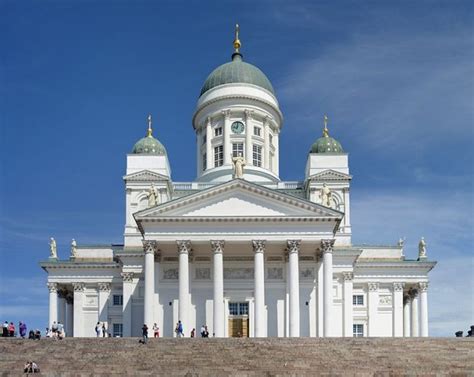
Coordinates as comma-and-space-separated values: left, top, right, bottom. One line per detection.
132, 115, 167, 155
200, 53, 275, 97
310, 135, 344, 153
132, 135, 167, 155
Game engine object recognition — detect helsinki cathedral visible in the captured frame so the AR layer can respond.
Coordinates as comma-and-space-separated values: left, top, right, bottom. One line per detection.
41, 26, 436, 338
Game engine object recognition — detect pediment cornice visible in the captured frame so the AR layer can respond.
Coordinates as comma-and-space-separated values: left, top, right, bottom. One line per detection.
123, 170, 170, 183
307, 169, 352, 182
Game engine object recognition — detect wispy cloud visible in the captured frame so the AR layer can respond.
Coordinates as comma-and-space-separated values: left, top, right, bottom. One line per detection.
276, 28, 474, 155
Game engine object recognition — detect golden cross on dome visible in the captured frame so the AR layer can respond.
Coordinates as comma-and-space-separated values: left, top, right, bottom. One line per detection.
323, 115, 329, 137
233, 24, 241, 53
147, 114, 153, 137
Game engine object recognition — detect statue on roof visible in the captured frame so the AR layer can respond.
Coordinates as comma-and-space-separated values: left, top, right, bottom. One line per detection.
232, 153, 246, 179
49, 238, 57, 259
147, 183, 158, 207
70, 239, 77, 259
418, 237, 427, 259
320, 183, 332, 207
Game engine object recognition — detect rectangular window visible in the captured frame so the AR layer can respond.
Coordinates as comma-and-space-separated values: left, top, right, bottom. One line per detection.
214, 145, 223, 167
113, 295, 123, 306
232, 143, 244, 158
253, 144, 262, 167
228, 302, 249, 316
113, 323, 123, 337
353, 295, 364, 306
214, 127, 223, 137
353, 324, 364, 337
202, 153, 207, 171
254, 127, 261, 136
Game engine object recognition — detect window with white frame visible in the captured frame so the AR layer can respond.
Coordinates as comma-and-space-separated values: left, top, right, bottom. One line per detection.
113, 323, 123, 337
113, 295, 123, 306
228, 302, 249, 316
353, 324, 364, 337
253, 144, 262, 167
202, 153, 207, 171
353, 295, 364, 306
254, 127, 261, 136
214, 127, 223, 137
214, 145, 223, 167
232, 143, 244, 158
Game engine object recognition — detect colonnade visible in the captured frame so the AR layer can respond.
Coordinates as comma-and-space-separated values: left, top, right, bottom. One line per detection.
403, 282, 430, 337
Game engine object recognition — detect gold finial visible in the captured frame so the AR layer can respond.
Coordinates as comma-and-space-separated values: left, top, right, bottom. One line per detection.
233, 23, 241, 52
323, 115, 329, 137
147, 114, 153, 137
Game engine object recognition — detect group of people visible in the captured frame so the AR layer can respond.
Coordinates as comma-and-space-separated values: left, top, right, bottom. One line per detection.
94, 322, 108, 337
2, 321, 28, 338
23, 361, 40, 373
455, 325, 474, 337
45, 321, 65, 339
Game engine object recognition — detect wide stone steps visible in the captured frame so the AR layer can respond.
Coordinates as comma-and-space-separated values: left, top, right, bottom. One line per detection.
0, 338, 472, 376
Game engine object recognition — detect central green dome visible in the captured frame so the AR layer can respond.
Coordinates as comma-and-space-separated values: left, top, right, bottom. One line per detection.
200, 53, 275, 97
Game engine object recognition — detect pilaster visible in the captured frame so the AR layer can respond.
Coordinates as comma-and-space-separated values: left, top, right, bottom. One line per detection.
211, 240, 225, 337
342, 272, 353, 337
222, 110, 231, 165
98, 283, 111, 328
72, 282, 85, 337
47, 282, 58, 328
367, 282, 379, 336
392, 282, 404, 337
321, 239, 335, 337
418, 282, 429, 337
121, 272, 134, 337
287, 240, 301, 337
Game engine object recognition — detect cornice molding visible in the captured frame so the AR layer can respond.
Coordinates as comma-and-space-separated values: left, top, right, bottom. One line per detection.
307, 169, 352, 183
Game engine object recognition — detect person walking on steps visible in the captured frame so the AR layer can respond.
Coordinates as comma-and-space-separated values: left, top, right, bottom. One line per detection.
142, 324, 149, 344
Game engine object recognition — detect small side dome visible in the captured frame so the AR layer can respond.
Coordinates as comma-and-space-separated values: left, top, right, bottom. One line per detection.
132, 115, 167, 156
310, 115, 344, 154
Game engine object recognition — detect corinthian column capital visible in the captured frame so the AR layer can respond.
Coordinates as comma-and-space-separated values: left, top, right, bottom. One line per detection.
177, 240, 192, 255
343, 272, 354, 281
368, 282, 379, 292
47, 282, 58, 293
211, 240, 225, 254
287, 240, 301, 254
320, 239, 335, 254
252, 240, 266, 254
143, 240, 159, 255
393, 282, 405, 292
418, 282, 428, 292
221, 109, 231, 119
72, 282, 85, 292
98, 283, 111, 292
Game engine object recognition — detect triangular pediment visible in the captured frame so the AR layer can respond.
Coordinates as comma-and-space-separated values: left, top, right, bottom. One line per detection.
308, 169, 352, 182
135, 179, 343, 219
123, 170, 169, 182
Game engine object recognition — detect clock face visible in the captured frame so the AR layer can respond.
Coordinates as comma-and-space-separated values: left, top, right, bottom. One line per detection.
231, 121, 245, 134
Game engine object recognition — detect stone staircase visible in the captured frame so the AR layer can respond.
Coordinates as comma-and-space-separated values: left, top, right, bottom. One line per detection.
0, 338, 472, 376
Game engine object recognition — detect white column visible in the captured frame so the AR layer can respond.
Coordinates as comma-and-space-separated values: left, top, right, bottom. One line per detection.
368, 282, 379, 336
321, 239, 335, 337
403, 295, 411, 337
57, 294, 66, 326
98, 283, 111, 328
196, 129, 201, 177
410, 289, 419, 337
222, 110, 231, 165
287, 240, 301, 337
285, 257, 290, 337
245, 110, 252, 165
65, 296, 73, 337
143, 240, 158, 329
211, 240, 225, 337
206, 116, 212, 170
47, 282, 58, 328
342, 272, 353, 337
122, 272, 134, 337
392, 283, 404, 337
419, 282, 429, 337
72, 283, 84, 337
274, 131, 279, 176
177, 240, 191, 334
253, 240, 266, 337
263, 117, 270, 169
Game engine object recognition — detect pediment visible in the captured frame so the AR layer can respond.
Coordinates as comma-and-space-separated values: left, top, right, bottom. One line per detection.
308, 169, 352, 182
123, 170, 170, 182
135, 179, 343, 220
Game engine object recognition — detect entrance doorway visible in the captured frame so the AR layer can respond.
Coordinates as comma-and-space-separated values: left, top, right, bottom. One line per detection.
228, 302, 249, 337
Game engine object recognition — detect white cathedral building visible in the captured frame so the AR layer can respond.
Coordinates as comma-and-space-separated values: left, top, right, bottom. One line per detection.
41, 28, 436, 339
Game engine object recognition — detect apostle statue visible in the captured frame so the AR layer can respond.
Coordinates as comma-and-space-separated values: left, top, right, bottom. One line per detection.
49, 237, 57, 259
320, 183, 332, 207
397, 238, 405, 248
147, 183, 158, 207
418, 237, 427, 259
70, 238, 77, 259
232, 153, 246, 179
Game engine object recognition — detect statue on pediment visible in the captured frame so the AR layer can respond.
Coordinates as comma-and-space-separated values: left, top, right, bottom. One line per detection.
232, 153, 246, 179
320, 183, 332, 207
49, 238, 57, 259
418, 237, 427, 259
70, 239, 77, 259
147, 183, 158, 207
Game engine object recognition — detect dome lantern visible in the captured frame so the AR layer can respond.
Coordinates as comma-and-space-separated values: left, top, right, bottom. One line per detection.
132, 114, 167, 155
310, 115, 344, 154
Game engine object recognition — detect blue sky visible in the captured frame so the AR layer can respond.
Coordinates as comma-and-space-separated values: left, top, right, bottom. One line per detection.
0, 0, 473, 336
